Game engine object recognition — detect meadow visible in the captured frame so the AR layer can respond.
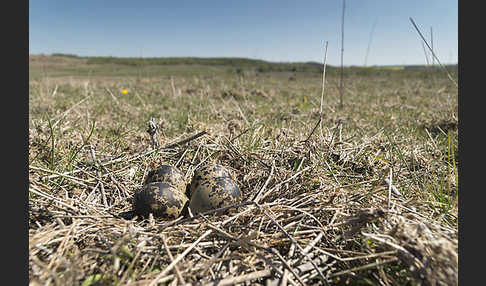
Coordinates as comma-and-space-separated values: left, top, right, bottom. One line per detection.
29, 54, 458, 285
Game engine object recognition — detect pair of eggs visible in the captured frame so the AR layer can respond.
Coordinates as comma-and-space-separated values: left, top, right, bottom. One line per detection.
133, 164, 241, 219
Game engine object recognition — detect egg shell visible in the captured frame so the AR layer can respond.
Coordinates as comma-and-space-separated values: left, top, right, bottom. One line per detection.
189, 175, 241, 215
133, 182, 188, 219
188, 163, 234, 196
144, 165, 186, 192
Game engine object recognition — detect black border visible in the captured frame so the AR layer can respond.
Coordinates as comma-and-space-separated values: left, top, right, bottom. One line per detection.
13, 0, 29, 284
458, 1, 475, 285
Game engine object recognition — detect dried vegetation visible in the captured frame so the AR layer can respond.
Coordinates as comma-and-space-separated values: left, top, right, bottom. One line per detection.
29, 57, 458, 285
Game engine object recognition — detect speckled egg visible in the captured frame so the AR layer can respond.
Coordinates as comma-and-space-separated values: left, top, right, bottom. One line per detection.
144, 164, 186, 192
188, 164, 241, 214
133, 182, 188, 219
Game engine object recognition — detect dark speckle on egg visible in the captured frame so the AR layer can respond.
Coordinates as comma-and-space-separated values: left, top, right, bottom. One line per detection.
188, 164, 241, 214
144, 165, 186, 193
133, 182, 188, 219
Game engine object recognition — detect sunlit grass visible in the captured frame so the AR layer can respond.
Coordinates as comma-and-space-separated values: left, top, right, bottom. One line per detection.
29, 56, 457, 285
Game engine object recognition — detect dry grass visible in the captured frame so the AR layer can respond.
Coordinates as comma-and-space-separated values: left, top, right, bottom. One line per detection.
29, 57, 458, 285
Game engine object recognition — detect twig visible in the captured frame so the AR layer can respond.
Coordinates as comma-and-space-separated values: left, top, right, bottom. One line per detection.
200, 243, 230, 277
266, 230, 298, 286
301, 260, 337, 282
291, 233, 327, 267
254, 253, 299, 286
29, 184, 79, 212
149, 229, 213, 286
29, 165, 91, 187
175, 148, 189, 168
201, 215, 304, 286
162, 130, 207, 150
328, 258, 398, 278
84, 154, 126, 168
201, 269, 272, 286
384, 178, 402, 197
146, 118, 159, 149
253, 163, 275, 203
302, 117, 321, 143
276, 205, 325, 230
47, 219, 78, 272
270, 248, 306, 286
161, 234, 185, 284
257, 166, 311, 203
52, 215, 113, 219
89, 145, 108, 207
339, 250, 397, 262
294, 255, 330, 276
301, 232, 324, 259
361, 232, 414, 258
256, 203, 329, 284
42, 168, 86, 180
230, 126, 254, 143
279, 236, 297, 286
91, 146, 129, 200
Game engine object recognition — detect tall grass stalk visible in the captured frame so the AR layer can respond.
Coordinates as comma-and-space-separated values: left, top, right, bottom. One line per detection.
421, 41, 431, 66
430, 26, 434, 66
409, 17, 457, 87
319, 41, 329, 138
339, 0, 346, 109
47, 117, 56, 170
364, 19, 377, 66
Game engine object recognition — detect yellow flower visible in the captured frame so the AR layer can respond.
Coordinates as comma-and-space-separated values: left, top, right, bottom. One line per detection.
121, 89, 128, 94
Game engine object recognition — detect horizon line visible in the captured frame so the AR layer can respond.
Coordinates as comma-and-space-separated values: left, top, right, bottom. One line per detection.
29, 53, 458, 67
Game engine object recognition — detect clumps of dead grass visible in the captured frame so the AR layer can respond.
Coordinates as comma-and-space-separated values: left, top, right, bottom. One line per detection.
421, 118, 458, 137
29, 118, 458, 285
389, 218, 457, 286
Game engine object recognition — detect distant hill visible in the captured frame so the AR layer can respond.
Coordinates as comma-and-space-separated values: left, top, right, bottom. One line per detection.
30, 53, 457, 76
82, 55, 332, 73
32, 53, 338, 73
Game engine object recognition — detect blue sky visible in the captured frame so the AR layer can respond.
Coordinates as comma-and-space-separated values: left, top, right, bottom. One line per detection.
29, 0, 457, 66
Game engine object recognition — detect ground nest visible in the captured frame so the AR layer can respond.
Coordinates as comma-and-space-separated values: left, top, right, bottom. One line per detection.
29, 123, 458, 286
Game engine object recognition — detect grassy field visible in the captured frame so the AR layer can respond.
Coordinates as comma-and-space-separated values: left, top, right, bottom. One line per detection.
29, 55, 458, 285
